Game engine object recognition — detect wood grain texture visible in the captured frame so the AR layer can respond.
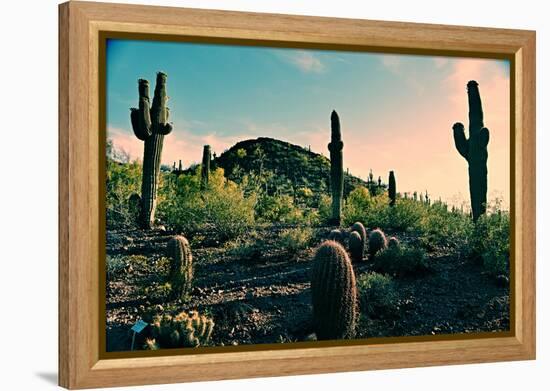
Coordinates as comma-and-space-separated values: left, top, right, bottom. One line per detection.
58, 1, 536, 389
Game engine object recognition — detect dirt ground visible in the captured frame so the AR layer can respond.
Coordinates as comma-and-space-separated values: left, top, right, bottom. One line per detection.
105, 226, 509, 352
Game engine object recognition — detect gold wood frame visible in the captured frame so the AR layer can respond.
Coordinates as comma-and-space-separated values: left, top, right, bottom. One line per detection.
59, 1, 536, 389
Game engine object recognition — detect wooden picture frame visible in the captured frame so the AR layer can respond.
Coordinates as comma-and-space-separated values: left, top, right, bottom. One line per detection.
59, 1, 536, 389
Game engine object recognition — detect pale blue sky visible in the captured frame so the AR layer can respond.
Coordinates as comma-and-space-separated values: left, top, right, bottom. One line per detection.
106, 39, 510, 207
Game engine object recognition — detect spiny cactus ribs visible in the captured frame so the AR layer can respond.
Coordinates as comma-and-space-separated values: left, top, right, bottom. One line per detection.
311, 240, 357, 340
201, 145, 211, 190
388, 171, 396, 207
166, 236, 193, 299
328, 110, 344, 226
130, 72, 173, 229
452, 80, 489, 221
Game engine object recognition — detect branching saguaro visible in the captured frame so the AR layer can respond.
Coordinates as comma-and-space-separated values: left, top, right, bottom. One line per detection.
328, 110, 344, 226
130, 72, 173, 229
452, 80, 489, 221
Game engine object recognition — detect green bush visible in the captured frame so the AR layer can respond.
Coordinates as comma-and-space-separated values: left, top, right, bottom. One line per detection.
373, 244, 428, 276
342, 187, 390, 228
158, 168, 256, 241
419, 201, 473, 249
106, 158, 142, 229
356, 272, 397, 317
470, 206, 510, 276
278, 227, 313, 254
225, 236, 263, 260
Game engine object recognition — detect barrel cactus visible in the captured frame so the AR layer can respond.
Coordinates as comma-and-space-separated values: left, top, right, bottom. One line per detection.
166, 236, 193, 299
147, 310, 214, 349
351, 222, 366, 246
328, 229, 344, 243
311, 241, 357, 340
348, 231, 363, 263
130, 72, 173, 229
452, 80, 489, 221
201, 145, 211, 190
328, 110, 344, 226
388, 236, 400, 248
368, 228, 388, 258
388, 171, 396, 207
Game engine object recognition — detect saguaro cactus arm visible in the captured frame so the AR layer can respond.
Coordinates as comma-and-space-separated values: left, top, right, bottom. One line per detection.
452, 123, 469, 160
150, 72, 173, 136
130, 79, 153, 140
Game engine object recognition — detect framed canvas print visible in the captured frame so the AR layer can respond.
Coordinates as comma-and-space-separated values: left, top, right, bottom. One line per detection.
58, 1, 536, 389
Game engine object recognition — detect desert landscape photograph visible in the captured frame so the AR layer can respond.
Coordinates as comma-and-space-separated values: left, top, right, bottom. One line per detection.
104, 39, 511, 352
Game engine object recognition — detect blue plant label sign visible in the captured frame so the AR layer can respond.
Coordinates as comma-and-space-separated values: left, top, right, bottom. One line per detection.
131, 319, 148, 333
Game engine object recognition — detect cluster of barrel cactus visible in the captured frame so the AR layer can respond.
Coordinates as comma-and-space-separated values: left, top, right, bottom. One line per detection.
166, 235, 193, 299
311, 241, 357, 340
145, 310, 214, 349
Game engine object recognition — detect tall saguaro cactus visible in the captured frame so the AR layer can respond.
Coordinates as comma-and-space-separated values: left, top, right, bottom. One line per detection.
388, 171, 396, 207
201, 145, 211, 190
452, 80, 489, 221
328, 110, 344, 226
130, 72, 173, 229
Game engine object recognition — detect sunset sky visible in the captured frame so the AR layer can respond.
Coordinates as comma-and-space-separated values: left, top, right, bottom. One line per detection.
106, 39, 510, 208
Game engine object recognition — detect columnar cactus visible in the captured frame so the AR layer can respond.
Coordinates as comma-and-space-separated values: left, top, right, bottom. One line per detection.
388, 171, 396, 207
166, 236, 193, 299
130, 72, 173, 229
348, 231, 363, 263
368, 228, 388, 258
201, 145, 211, 190
311, 241, 357, 340
328, 110, 344, 226
147, 310, 214, 349
452, 80, 489, 221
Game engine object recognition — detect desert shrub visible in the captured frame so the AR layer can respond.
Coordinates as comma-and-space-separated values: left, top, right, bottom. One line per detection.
106, 158, 142, 229
278, 227, 313, 254
106, 255, 126, 279
158, 168, 256, 241
225, 235, 263, 260
356, 272, 397, 317
419, 201, 473, 249
342, 187, 389, 228
373, 244, 428, 276
470, 204, 510, 276
318, 194, 333, 224
386, 198, 425, 231
255, 194, 317, 225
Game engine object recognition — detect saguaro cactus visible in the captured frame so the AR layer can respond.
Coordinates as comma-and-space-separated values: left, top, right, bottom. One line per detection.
311, 241, 356, 340
130, 72, 173, 229
388, 171, 396, 206
452, 80, 489, 221
328, 110, 344, 226
201, 145, 211, 190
